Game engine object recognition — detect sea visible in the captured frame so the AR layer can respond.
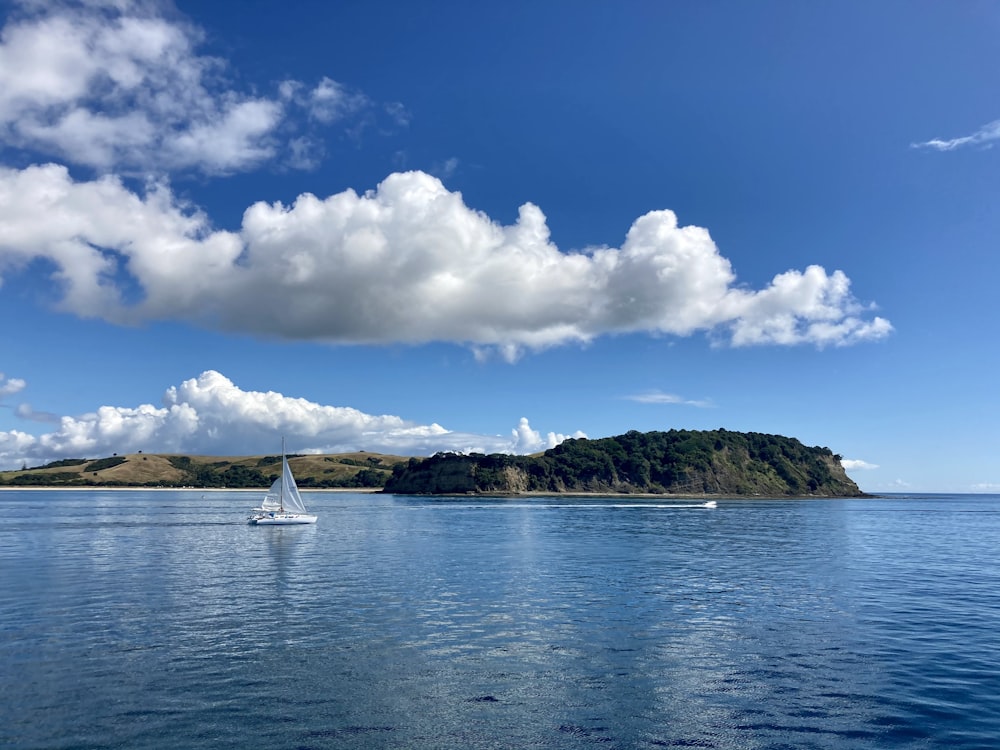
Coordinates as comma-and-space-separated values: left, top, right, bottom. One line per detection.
1, 490, 998, 749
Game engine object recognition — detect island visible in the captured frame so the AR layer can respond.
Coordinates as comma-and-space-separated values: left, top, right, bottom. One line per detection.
384, 429, 865, 497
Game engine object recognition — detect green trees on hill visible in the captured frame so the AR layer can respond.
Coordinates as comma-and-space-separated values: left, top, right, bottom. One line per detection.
84, 457, 128, 472
7, 471, 82, 485
384, 429, 862, 497
34, 459, 88, 469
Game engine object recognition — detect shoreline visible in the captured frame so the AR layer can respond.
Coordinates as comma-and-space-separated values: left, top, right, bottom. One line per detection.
0, 486, 382, 493
0, 486, 873, 499
387, 491, 876, 500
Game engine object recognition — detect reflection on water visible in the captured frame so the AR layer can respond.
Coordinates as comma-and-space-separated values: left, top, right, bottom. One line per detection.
1, 491, 999, 748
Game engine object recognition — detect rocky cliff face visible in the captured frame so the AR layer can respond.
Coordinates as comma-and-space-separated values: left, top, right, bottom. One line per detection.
383, 429, 866, 497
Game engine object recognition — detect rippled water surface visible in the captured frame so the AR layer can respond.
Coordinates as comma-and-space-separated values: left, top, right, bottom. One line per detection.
2, 491, 999, 749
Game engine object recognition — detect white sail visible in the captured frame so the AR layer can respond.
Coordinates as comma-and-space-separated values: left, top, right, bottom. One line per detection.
259, 476, 283, 511
278, 456, 309, 514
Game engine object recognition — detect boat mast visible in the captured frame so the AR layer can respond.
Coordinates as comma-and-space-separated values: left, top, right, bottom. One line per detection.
279, 436, 285, 512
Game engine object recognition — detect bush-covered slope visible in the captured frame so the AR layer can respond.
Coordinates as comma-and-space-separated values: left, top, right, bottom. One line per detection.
383, 429, 865, 497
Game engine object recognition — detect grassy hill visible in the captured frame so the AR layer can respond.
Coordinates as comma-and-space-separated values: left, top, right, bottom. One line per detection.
0, 451, 408, 489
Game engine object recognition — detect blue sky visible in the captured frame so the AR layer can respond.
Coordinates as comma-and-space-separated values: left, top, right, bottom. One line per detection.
0, 0, 997, 493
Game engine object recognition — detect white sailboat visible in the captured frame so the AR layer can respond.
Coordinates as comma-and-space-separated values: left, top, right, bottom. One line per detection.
248, 444, 317, 525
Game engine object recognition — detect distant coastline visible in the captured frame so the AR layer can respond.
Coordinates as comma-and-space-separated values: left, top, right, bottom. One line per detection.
0, 486, 873, 499
0, 485, 383, 493
0, 451, 405, 491
1, 429, 867, 498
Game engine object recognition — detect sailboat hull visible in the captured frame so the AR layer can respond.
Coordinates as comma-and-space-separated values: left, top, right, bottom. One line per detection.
249, 512, 317, 525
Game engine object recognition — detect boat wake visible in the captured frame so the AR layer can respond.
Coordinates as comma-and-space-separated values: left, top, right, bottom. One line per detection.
415, 500, 719, 510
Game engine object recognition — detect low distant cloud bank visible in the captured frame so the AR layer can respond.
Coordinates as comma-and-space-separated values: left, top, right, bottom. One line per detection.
841, 458, 878, 471
0, 370, 584, 470
0, 166, 891, 359
970, 482, 1000, 493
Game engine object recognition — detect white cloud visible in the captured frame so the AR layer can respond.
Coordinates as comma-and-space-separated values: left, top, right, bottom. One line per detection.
0, 1, 383, 174
0, 370, 578, 469
841, 458, 879, 471
0, 166, 892, 355
510, 417, 586, 454
913, 119, 1000, 151
625, 391, 714, 408
0, 373, 27, 397
306, 77, 370, 124
725, 266, 893, 347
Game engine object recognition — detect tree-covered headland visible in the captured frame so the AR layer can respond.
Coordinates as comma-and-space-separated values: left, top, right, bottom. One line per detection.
384, 429, 865, 497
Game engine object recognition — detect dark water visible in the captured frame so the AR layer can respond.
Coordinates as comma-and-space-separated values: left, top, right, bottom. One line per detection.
1, 491, 998, 749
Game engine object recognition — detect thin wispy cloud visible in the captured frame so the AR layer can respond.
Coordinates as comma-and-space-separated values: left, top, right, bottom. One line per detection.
625, 390, 715, 408
431, 157, 460, 180
14, 404, 60, 424
0, 370, 584, 470
384, 101, 411, 129
302, 77, 371, 124
912, 119, 1000, 152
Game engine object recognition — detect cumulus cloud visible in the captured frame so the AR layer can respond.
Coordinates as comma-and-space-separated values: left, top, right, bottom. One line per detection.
0, 370, 579, 469
0, 1, 383, 174
0, 2, 890, 361
0, 166, 892, 357
840, 458, 879, 471
510, 416, 586, 454
0, 373, 26, 398
912, 120, 1000, 151
625, 390, 714, 408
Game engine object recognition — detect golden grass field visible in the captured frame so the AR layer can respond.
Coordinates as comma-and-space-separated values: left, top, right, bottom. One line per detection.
0, 451, 412, 488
